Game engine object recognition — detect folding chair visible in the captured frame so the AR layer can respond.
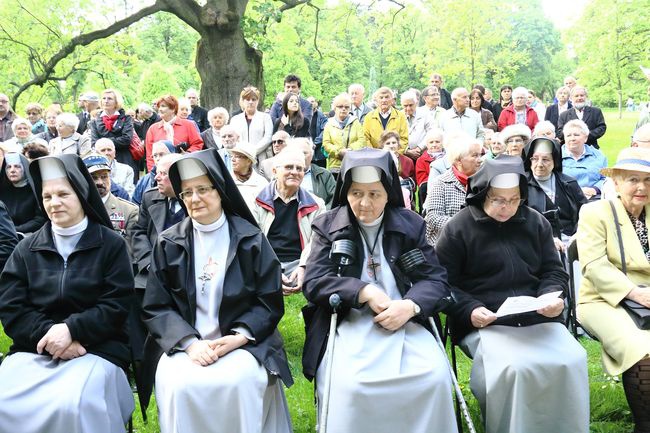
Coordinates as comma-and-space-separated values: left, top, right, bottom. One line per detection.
566, 238, 579, 337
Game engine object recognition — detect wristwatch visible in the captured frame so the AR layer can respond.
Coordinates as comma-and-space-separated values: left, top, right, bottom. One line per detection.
411, 300, 421, 316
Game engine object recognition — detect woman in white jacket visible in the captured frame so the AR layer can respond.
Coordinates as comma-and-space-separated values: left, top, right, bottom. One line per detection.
230, 86, 274, 163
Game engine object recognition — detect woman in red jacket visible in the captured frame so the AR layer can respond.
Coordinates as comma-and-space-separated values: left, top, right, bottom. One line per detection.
145, 95, 203, 171
497, 86, 539, 132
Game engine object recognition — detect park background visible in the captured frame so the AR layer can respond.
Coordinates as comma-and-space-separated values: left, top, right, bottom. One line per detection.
1, 0, 650, 432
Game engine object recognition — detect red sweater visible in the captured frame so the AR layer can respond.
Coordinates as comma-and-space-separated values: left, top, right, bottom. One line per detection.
497, 105, 539, 132
145, 118, 204, 170
415, 152, 444, 186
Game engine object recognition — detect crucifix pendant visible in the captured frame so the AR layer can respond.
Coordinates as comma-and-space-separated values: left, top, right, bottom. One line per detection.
198, 259, 219, 294
367, 255, 380, 280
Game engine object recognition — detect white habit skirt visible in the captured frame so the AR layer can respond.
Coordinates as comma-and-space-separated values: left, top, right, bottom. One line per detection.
459, 322, 589, 433
316, 306, 458, 433
0, 352, 134, 433
155, 348, 292, 433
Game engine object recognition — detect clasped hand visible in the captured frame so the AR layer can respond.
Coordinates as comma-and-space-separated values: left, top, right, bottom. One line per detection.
36, 323, 86, 360
185, 334, 248, 366
627, 286, 650, 308
358, 284, 414, 331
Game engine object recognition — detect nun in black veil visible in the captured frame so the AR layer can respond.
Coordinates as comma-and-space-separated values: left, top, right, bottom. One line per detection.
302, 148, 458, 433
141, 148, 293, 433
0, 154, 135, 433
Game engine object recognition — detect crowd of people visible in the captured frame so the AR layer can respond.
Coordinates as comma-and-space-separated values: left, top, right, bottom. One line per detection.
0, 70, 648, 433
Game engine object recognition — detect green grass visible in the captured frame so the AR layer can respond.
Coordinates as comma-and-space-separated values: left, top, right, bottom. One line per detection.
0, 110, 639, 433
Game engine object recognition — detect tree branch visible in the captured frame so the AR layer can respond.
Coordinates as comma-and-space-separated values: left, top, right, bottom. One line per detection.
278, 0, 312, 12
18, 1, 61, 39
9, 1, 166, 106
162, 0, 203, 33
307, 3, 323, 60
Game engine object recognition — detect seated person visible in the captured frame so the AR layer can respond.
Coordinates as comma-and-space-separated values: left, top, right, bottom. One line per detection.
523, 137, 587, 248
500, 123, 530, 158
95, 138, 135, 197
380, 130, 415, 208
415, 128, 445, 187
253, 147, 326, 295
228, 141, 268, 212
577, 147, 650, 433
132, 140, 175, 205
302, 148, 458, 433
0, 154, 135, 433
141, 149, 293, 433
561, 119, 607, 200
291, 137, 336, 209
436, 155, 589, 433
483, 130, 506, 160
0, 152, 47, 235
259, 130, 290, 181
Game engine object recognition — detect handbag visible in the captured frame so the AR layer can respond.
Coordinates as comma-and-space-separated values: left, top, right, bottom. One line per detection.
609, 200, 650, 329
129, 133, 145, 161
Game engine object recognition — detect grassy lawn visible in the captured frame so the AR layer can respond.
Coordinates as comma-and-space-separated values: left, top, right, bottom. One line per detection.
0, 109, 640, 432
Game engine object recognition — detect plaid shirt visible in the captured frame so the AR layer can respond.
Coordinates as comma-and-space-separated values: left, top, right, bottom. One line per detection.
424, 168, 467, 245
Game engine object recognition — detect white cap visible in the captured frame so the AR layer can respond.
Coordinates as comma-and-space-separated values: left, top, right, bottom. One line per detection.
38, 158, 66, 181
490, 173, 520, 188
4, 153, 21, 165
350, 166, 381, 183
176, 158, 207, 180
533, 140, 554, 154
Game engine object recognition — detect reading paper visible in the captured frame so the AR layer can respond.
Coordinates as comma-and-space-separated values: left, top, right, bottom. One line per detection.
495, 291, 563, 317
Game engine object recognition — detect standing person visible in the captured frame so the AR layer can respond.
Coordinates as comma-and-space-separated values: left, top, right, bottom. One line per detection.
348, 83, 372, 124
527, 90, 546, 120
201, 107, 229, 151
269, 74, 313, 125
25, 103, 45, 135
185, 89, 209, 132
273, 93, 310, 138
144, 94, 204, 171
576, 147, 650, 433
401, 90, 431, 161
492, 85, 513, 123
89, 89, 137, 179
302, 148, 459, 433
440, 88, 485, 143
497, 87, 539, 132
322, 93, 366, 173
140, 149, 293, 433
0, 154, 135, 432
363, 87, 408, 151
436, 155, 589, 433
417, 85, 446, 128
469, 89, 497, 132
135, 103, 160, 140
0, 93, 17, 142
557, 86, 607, 149
429, 73, 453, 109
230, 86, 274, 162
77, 92, 100, 134
36, 105, 61, 144
306, 96, 328, 167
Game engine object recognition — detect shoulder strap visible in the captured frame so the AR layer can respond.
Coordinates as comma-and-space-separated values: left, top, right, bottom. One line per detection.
608, 200, 627, 274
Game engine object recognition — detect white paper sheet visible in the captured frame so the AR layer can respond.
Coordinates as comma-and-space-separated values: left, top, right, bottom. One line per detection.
495, 291, 563, 317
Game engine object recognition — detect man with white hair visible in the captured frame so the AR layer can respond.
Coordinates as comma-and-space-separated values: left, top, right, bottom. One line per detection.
440, 88, 484, 143
497, 86, 539, 132
185, 88, 209, 132
288, 137, 336, 208
0, 93, 17, 142
135, 102, 160, 140
219, 125, 240, 171
417, 85, 446, 127
95, 138, 135, 196
401, 90, 432, 160
253, 147, 325, 295
348, 83, 372, 123
557, 86, 607, 149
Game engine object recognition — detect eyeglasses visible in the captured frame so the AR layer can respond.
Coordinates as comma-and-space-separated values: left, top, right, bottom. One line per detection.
281, 164, 305, 172
272, 139, 285, 144
506, 138, 525, 144
27, 112, 39, 115
335, 105, 350, 109
530, 157, 553, 165
486, 196, 523, 208
179, 185, 215, 201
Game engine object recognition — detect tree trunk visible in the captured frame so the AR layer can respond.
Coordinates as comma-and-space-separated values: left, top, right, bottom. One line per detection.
196, 26, 265, 113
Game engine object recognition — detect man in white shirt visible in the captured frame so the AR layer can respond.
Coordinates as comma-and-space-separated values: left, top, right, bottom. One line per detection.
94, 138, 135, 196
348, 83, 372, 124
401, 91, 432, 161
440, 88, 484, 143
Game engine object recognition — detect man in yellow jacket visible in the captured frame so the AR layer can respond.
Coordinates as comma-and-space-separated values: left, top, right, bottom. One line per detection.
363, 87, 409, 152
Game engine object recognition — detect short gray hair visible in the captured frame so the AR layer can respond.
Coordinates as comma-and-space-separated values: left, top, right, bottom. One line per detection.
208, 107, 229, 124
445, 132, 479, 163
400, 91, 418, 104
533, 120, 556, 137
512, 87, 528, 99
563, 119, 589, 136
56, 113, 80, 131
451, 87, 468, 101
11, 117, 31, 133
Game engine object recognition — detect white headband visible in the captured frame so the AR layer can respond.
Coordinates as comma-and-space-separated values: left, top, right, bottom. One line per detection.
351, 166, 381, 183
176, 158, 207, 180
38, 158, 66, 181
490, 173, 520, 188
533, 140, 554, 154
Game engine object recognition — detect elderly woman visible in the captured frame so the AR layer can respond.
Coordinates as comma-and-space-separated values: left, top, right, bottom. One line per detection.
200, 107, 229, 151
3, 117, 34, 149
436, 155, 589, 433
0, 153, 46, 235
48, 113, 91, 157
141, 148, 293, 433
302, 148, 458, 433
230, 86, 274, 161
523, 137, 587, 243
273, 92, 310, 138
469, 89, 497, 132
500, 123, 531, 158
322, 92, 366, 172
0, 154, 135, 432
228, 141, 268, 212
36, 105, 62, 143
177, 97, 200, 131
497, 86, 539, 132
145, 94, 204, 171
25, 102, 46, 134
532, 120, 557, 139
424, 135, 482, 244
380, 130, 415, 207
561, 119, 607, 200
577, 147, 650, 433
89, 89, 136, 176
483, 131, 506, 160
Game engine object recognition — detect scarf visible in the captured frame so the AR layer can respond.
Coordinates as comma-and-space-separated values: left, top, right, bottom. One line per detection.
163, 117, 176, 142
101, 114, 119, 132
452, 165, 469, 188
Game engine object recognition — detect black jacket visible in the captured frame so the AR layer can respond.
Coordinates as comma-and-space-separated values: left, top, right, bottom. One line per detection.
301, 205, 451, 379
140, 215, 293, 409
0, 156, 46, 234
0, 220, 134, 369
89, 109, 135, 169
273, 117, 310, 138
557, 106, 607, 148
544, 101, 572, 129
190, 105, 209, 132
436, 205, 568, 343
0, 201, 18, 271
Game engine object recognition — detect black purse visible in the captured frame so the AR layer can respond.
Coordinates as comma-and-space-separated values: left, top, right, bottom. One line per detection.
609, 200, 650, 329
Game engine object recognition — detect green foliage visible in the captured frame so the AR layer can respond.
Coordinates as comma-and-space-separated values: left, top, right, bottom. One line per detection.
136, 62, 182, 104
